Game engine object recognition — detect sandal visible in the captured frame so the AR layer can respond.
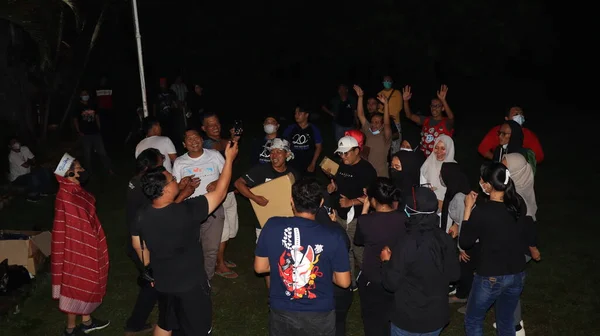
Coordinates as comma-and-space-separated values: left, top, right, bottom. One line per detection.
215, 270, 238, 279
224, 260, 237, 268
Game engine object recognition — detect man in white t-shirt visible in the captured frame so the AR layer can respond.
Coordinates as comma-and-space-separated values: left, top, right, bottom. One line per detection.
172, 129, 228, 280
135, 117, 177, 173
7, 137, 52, 202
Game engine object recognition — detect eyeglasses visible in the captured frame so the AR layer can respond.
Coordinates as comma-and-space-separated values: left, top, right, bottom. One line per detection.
497, 131, 511, 136
338, 151, 353, 157
430, 104, 443, 108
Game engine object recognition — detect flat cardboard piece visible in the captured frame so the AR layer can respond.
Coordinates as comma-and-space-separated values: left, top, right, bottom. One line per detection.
250, 173, 295, 227
0, 230, 52, 275
319, 156, 339, 176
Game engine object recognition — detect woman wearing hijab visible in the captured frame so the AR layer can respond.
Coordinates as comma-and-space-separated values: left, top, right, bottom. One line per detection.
380, 186, 460, 336
503, 153, 537, 221
419, 134, 456, 212
493, 120, 538, 175
390, 150, 423, 201
52, 153, 110, 336
440, 162, 471, 236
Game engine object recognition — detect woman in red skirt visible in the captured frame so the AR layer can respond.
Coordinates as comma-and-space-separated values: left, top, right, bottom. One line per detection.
52, 153, 110, 336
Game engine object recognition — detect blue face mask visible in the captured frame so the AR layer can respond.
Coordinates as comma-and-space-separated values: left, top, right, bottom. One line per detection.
383, 81, 393, 89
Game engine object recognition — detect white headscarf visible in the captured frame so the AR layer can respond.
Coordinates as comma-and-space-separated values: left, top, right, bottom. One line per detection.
420, 135, 456, 200
504, 153, 537, 220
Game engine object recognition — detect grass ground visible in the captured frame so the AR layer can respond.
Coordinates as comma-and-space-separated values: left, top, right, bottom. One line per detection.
0, 110, 598, 336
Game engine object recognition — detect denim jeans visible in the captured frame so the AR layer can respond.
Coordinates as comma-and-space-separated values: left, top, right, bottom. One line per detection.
464, 272, 525, 336
333, 123, 353, 143
391, 324, 442, 336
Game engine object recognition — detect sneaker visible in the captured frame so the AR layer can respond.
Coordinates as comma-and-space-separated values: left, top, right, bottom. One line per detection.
448, 284, 457, 296
493, 320, 525, 335
63, 327, 86, 336
350, 283, 358, 292
124, 323, 154, 335
79, 317, 110, 334
26, 195, 42, 203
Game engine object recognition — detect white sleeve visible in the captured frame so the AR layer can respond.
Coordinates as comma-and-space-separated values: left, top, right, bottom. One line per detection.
23, 147, 35, 160
420, 172, 427, 185
216, 151, 225, 174
164, 138, 177, 154
172, 158, 182, 182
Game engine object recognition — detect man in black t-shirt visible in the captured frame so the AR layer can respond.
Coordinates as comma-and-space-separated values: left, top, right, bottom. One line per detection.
234, 138, 299, 291
131, 141, 238, 336
124, 148, 199, 334
325, 135, 377, 289
72, 89, 113, 175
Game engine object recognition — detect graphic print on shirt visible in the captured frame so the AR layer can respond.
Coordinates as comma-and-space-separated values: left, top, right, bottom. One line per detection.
279, 227, 323, 300
81, 108, 96, 122
182, 165, 216, 179
259, 139, 274, 164
292, 133, 311, 151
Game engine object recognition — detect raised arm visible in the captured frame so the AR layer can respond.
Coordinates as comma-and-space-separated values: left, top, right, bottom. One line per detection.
377, 93, 392, 141
437, 85, 454, 121
402, 85, 422, 125
204, 141, 239, 214
353, 85, 367, 126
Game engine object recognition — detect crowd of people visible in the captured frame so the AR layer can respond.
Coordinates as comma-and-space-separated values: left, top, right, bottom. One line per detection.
24, 75, 545, 336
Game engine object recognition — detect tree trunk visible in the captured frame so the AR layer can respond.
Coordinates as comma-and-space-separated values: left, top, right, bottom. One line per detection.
58, 1, 109, 130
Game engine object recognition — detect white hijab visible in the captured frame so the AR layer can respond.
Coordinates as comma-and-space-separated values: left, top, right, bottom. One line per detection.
420, 134, 456, 200
504, 153, 537, 220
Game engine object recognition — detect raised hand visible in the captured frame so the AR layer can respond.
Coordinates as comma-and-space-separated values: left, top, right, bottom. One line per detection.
225, 140, 239, 160
353, 85, 364, 97
437, 84, 449, 101
402, 85, 412, 101
377, 93, 388, 104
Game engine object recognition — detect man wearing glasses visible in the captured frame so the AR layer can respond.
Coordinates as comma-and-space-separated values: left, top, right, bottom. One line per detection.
325, 135, 377, 290
401, 85, 455, 157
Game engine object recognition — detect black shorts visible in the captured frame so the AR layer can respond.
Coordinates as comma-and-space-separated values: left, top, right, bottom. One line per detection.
157, 280, 212, 335
269, 309, 335, 336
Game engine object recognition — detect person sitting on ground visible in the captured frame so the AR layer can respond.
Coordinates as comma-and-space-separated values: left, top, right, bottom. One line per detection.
7, 136, 54, 202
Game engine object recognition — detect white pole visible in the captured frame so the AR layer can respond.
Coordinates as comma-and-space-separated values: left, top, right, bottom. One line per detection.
131, 0, 149, 117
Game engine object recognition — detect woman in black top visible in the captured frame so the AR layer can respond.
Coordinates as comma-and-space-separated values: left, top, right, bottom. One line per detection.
460, 162, 537, 336
355, 178, 406, 336
381, 186, 459, 336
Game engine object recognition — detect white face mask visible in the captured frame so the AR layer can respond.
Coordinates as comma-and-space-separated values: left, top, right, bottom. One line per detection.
479, 182, 490, 195
512, 114, 525, 126
81, 95, 90, 102
400, 147, 412, 152
264, 124, 277, 134
370, 128, 381, 135
11, 142, 21, 150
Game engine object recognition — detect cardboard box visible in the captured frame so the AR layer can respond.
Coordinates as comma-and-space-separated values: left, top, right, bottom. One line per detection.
0, 230, 51, 276
250, 173, 295, 227
320, 156, 339, 176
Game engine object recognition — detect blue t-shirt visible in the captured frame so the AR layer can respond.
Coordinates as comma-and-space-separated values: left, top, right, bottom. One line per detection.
255, 216, 350, 312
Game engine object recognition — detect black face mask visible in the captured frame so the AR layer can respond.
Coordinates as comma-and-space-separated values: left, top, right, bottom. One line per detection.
76, 170, 91, 185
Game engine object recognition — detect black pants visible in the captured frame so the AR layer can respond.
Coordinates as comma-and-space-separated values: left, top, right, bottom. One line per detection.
158, 281, 212, 335
125, 283, 159, 330
269, 309, 335, 336
358, 277, 394, 336
456, 243, 480, 299
334, 287, 354, 336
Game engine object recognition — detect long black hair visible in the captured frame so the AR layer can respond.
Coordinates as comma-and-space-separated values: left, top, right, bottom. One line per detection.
480, 161, 523, 220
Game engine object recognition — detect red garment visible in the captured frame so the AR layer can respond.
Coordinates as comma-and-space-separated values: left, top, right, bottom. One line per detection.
51, 176, 109, 315
420, 117, 454, 157
477, 125, 544, 163
95, 89, 113, 110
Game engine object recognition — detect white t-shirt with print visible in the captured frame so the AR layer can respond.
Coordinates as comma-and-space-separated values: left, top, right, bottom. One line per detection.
8, 146, 35, 182
172, 149, 224, 198
135, 136, 177, 173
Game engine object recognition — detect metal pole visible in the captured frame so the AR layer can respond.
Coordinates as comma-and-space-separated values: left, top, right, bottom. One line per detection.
131, 0, 149, 117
